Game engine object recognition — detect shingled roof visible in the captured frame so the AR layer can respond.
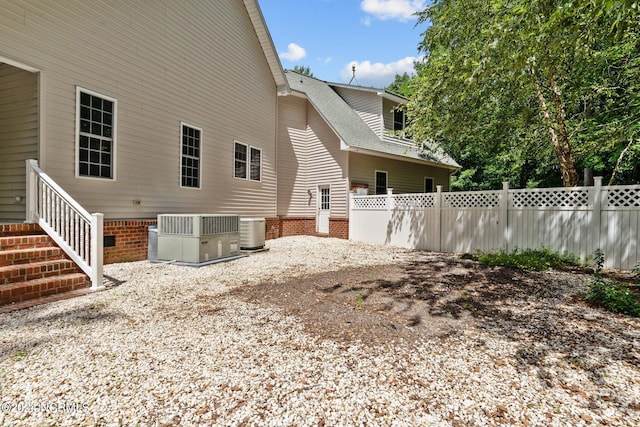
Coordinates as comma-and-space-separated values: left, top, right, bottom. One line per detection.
284, 70, 459, 169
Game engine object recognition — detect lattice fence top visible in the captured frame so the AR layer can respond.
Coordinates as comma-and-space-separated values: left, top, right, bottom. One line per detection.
510, 188, 589, 208
352, 196, 388, 209
443, 191, 501, 208
353, 184, 640, 210
394, 193, 436, 209
607, 187, 640, 207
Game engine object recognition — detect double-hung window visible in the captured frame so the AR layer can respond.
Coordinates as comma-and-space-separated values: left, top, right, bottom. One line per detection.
393, 108, 406, 132
375, 171, 388, 195
425, 177, 434, 193
181, 123, 202, 188
76, 88, 116, 179
234, 141, 261, 182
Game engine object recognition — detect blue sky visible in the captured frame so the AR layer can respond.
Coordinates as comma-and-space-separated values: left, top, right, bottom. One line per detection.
258, 0, 428, 88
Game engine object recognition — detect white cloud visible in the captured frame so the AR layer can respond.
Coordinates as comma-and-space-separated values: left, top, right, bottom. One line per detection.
360, 0, 426, 22
340, 57, 418, 87
279, 43, 307, 62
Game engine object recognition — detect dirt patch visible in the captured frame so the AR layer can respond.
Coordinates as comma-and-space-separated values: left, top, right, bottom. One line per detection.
230, 253, 612, 348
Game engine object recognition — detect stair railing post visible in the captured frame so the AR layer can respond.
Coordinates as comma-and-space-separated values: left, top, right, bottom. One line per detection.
90, 213, 104, 290
25, 159, 39, 223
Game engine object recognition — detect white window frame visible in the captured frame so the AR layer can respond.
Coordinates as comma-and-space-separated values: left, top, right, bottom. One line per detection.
393, 108, 406, 131
75, 87, 117, 180
233, 140, 262, 182
424, 177, 435, 193
375, 170, 388, 195
249, 146, 262, 182
180, 122, 202, 189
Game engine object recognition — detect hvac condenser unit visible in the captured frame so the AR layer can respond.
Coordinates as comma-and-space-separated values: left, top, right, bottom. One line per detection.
157, 214, 240, 263
240, 217, 265, 250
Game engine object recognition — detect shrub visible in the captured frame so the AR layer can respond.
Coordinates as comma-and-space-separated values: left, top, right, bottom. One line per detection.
585, 277, 640, 317
474, 247, 582, 271
585, 249, 640, 317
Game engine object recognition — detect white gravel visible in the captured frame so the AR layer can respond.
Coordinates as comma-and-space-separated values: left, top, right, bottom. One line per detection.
1, 236, 639, 426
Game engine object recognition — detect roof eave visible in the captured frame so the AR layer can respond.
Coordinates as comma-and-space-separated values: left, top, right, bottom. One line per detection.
243, 0, 290, 95
341, 145, 461, 170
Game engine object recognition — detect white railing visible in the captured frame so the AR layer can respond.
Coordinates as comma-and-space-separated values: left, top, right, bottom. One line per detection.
25, 159, 103, 290
350, 177, 640, 270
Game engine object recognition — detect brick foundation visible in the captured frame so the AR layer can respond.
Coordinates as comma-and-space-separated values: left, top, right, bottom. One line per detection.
104, 216, 350, 264
276, 216, 349, 239
329, 217, 349, 239
265, 217, 280, 240
279, 216, 317, 237
103, 219, 157, 264
2, 216, 349, 266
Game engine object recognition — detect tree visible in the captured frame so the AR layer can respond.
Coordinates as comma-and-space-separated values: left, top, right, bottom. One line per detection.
386, 72, 416, 98
292, 65, 314, 77
408, 0, 639, 189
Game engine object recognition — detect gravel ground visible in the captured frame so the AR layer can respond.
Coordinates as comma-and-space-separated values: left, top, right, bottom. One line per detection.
1, 236, 639, 426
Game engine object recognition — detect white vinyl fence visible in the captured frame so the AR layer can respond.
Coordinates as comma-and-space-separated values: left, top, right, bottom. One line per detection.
349, 177, 640, 269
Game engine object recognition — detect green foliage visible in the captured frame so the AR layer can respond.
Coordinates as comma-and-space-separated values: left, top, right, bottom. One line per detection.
586, 279, 640, 316
474, 247, 581, 271
292, 65, 314, 77
593, 248, 606, 275
409, 0, 640, 189
386, 72, 416, 98
585, 249, 640, 317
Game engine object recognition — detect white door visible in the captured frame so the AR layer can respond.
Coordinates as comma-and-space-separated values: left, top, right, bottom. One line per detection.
317, 186, 330, 234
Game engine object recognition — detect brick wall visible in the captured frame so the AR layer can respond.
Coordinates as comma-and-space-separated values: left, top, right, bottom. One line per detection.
329, 217, 349, 239
276, 216, 349, 239
103, 219, 157, 264
265, 217, 280, 240
279, 216, 317, 237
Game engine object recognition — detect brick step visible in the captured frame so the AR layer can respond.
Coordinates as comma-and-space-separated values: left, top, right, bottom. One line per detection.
0, 247, 65, 267
0, 235, 54, 251
0, 273, 90, 306
0, 223, 45, 237
0, 259, 80, 285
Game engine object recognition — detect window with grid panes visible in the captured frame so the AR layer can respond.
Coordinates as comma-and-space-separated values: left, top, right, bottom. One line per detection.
320, 187, 330, 210
234, 142, 261, 182
393, 108, 405, 131
375, 171, 388, 195
77, 89, 115, 179
181, 124, 201, 188
234, 142, 247, 179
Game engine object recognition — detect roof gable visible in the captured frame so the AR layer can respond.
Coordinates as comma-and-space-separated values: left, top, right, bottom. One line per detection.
243, 0, 289, 94
284, 71, 459, 169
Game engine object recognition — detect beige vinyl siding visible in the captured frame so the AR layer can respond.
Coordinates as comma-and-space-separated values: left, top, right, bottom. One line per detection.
333, 87, 382, 137
277, 95, 309, 216
0, 64, 37, 222
382, 98, 399, 131
306, 105, 349, 218
0, 0, 278, 219
277, 96, 349, 218
349, 152, 451, 194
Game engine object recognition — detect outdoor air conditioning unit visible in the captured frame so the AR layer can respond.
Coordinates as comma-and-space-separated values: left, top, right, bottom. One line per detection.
240, 217, 265, 250
157, 214, 240, 263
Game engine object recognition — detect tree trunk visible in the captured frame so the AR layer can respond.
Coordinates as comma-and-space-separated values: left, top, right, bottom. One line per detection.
609, 136, 635, 185
532, 70, 580, 187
